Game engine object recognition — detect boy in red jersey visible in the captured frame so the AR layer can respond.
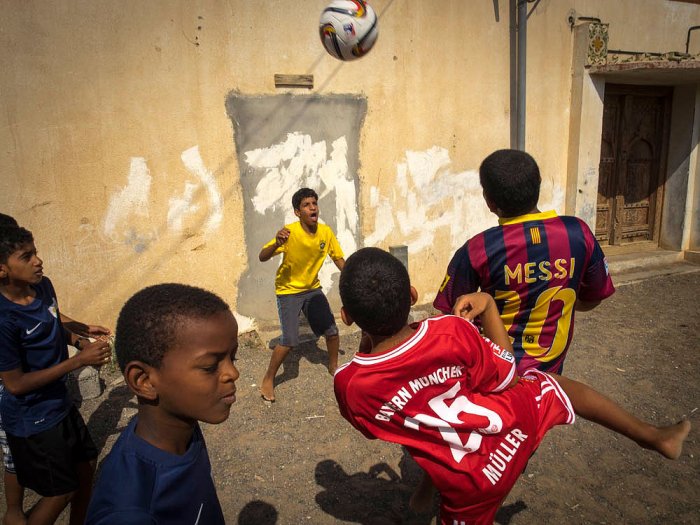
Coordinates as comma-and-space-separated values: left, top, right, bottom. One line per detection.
335, 248, 689, 525
434, 149, 615, 375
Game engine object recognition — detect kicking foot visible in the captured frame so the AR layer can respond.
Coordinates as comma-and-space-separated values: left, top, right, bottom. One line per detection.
650, 419, 691, 459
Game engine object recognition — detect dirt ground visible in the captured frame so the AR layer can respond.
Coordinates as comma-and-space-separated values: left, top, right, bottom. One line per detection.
4, 271, 699, 524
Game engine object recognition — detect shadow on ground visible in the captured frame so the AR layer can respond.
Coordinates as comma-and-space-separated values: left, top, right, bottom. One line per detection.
315, 451, 436, 524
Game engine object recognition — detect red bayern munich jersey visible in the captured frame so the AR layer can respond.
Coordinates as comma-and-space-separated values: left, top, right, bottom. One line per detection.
433, 211, 615, 375
334, 315, 575, 524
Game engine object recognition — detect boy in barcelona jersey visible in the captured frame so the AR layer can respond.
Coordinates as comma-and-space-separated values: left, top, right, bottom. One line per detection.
334, 247, 689, 525
434, 149, 615, 375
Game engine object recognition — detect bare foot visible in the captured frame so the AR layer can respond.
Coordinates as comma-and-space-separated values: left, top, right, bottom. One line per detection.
648, 420, 691, 459
259, 377, 275, 403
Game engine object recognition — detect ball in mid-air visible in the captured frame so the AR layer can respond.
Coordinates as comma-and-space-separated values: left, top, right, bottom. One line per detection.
319, 0, 378, 61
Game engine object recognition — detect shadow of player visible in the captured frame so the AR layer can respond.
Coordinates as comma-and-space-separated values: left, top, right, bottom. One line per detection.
495, 500, 528, 524
314, 455, 436, 525
86, 384, 138, 458
237, 500, 278, 525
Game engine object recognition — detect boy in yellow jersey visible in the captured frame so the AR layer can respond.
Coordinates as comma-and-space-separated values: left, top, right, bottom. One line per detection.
259, 188, 345, 402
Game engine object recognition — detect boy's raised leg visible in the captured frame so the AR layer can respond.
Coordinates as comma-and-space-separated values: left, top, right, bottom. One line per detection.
552, 374, 691, 459
325, 334, 339, 375
260, 344, 292, 402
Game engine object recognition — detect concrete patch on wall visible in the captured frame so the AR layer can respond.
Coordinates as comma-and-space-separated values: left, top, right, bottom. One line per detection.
245, 132, 358, 292
227, 94, 365, 321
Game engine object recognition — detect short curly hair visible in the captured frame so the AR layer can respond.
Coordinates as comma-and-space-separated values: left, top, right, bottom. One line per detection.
0, 214, 19, 228
339, 248, 411, 337
0, 226, 33, 264
292, 188, 318, 210
479, 149, 541, 217
115, 283, 231, 371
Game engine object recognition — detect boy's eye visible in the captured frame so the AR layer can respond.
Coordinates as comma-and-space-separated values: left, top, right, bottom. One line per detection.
202, 364, 218, 373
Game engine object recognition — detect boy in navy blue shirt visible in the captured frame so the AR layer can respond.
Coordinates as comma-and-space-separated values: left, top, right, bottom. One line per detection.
0, 213, 112, 525
86, 283, 239, 524
0, 226, 112, 525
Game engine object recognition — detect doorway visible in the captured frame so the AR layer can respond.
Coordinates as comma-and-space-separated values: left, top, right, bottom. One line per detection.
595, 84, 672, 247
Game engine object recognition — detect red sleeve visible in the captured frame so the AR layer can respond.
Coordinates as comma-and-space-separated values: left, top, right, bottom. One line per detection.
333, 366, 377, 440
451, 317, 516, 394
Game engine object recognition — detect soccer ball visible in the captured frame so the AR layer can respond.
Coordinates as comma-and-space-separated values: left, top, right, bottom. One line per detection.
319, 0, 379, 61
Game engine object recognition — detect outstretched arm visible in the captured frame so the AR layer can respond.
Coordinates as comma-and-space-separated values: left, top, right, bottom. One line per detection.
259, 227, 290, 262
60, 313, 111, 340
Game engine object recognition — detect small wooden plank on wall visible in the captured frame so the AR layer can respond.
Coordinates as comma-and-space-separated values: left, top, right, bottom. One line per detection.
274, 74, 314, 89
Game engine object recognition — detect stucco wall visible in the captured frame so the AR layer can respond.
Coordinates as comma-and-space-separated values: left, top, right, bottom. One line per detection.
1, 0, 699, 326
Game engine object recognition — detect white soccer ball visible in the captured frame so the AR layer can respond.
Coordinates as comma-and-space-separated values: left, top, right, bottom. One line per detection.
319, 0, 379, 61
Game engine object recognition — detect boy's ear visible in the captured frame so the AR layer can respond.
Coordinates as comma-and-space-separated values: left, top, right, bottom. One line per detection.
483, 191, 500, 215
293, 208, 301, 218
340, 307, 354, 327
409, 286, 418, 306
124, 361, 158, 401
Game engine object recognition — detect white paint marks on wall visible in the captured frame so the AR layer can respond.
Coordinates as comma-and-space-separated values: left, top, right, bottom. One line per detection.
168, 181, 200, 232
179, 146, 223, 233
245, 132, 357, 291
103, 157, 155, 251
366, 146, 494, 255
233, 311, 257, 334
105, 147, 224, 249
366, 146, 567, 256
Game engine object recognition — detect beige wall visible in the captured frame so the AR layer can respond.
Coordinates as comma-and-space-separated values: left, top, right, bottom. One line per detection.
1, 0, 699, 326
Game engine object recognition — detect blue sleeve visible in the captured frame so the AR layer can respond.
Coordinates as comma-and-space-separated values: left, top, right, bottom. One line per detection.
433, 243, 480, 314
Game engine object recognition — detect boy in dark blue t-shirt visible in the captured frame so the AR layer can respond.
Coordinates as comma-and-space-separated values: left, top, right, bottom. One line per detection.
0, 226, 112, 525
86, 283, 239, 524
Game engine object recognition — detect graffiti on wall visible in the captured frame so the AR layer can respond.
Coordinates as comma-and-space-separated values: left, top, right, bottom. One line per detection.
365, 146, 566, 255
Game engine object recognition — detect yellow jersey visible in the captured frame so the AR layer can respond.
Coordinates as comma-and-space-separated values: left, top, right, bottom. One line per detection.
263, 222, 344, 295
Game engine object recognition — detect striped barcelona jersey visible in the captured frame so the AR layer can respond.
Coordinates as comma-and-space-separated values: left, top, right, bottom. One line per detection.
433, 211, 615, 374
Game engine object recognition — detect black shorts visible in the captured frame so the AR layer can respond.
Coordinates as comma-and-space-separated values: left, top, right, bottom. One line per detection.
6, 405, 97, 496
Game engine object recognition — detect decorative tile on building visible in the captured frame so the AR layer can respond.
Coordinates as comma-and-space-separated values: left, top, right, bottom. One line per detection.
586, 22, 609, 66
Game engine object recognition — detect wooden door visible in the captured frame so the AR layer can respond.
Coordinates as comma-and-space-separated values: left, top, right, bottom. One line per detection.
596, 85, 672, 246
